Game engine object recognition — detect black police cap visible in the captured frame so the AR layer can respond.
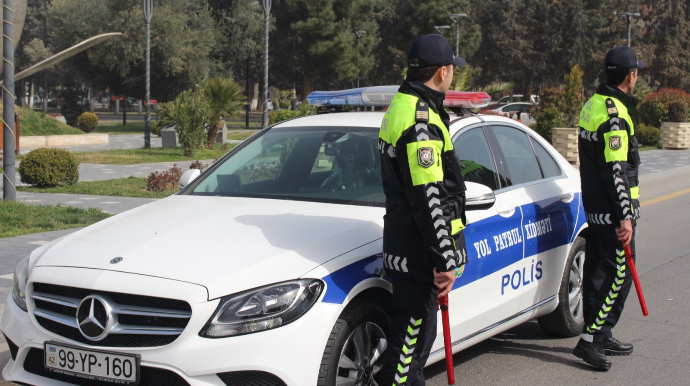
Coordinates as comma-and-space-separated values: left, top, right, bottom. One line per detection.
407, 34, 466, 68
605, 46, 645, 72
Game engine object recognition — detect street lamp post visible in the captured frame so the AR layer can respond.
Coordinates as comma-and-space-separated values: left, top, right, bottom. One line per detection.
618, 11, 640, 47
449, 13, 467, 57
434, 25, 451, 37
3, 0, 16, 201
143, 0, 152, 148
261, 0, 271, 128
353, 29, 366, 88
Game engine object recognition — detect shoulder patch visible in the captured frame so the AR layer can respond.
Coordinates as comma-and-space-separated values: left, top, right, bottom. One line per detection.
417, 147, 435, 168
605, 98, 619, 117
415, 99, 429, 122
609, 135, 622, 150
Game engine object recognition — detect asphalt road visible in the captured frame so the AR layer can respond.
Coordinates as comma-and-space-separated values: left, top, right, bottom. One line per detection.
1, 166, 689, 385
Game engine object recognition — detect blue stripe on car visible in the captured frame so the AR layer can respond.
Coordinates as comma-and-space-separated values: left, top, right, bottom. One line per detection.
320, 193, 582, 304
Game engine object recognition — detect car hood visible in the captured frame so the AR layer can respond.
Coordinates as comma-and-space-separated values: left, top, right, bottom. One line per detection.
34, 195, 384, 299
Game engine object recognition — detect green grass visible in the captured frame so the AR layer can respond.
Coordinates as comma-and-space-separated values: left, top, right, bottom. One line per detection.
17, 176, 174, 198
0, 200, 111, 238
226, 132, 254, 141
14, 107, 84, 136
93, 120, 148, 135
67, 144, 235, 165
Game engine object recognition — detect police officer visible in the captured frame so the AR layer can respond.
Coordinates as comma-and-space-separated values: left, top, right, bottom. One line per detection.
378, 34, 468, 385
574, 46, 643, 370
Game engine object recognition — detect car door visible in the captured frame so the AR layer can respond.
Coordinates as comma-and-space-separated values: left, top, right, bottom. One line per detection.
487, 125, 579, 311
437, 124, 524, 348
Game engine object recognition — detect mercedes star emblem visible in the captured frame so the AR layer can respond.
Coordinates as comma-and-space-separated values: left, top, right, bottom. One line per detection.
76, 295, 112, 341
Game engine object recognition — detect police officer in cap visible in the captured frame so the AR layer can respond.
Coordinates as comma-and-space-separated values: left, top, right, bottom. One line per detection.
378, 34, 468, 385
574, 46, 644, 370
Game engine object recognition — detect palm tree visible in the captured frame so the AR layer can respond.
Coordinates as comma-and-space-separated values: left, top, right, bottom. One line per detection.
200, 77, 247, 148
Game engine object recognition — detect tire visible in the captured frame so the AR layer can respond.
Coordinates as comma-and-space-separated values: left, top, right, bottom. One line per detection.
317, 300, 390, 386
538, 236, 586, 337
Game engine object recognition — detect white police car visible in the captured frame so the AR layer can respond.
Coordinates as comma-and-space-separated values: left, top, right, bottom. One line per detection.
2, 87, 587, 386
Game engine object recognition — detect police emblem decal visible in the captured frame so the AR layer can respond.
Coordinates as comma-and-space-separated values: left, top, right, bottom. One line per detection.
609, 135, 622, 150
417, 147, 434, 168
455, 265, 465, 278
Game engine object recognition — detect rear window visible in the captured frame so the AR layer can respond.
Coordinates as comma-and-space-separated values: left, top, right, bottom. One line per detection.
190, 126, 384, 206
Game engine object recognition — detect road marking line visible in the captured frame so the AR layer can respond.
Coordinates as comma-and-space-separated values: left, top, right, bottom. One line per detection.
641, 188, 690, 207
27, 241, 49, 246
0, 274, 14, 280
101, 202, 121, 204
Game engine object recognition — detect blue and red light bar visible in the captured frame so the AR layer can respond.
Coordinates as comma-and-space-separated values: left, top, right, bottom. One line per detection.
307, 86, 490, 109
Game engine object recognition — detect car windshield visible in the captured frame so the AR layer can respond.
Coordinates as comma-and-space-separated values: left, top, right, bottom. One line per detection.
190, 126, 384, 206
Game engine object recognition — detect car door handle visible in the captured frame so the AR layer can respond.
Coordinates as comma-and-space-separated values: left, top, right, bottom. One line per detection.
559, 191, 575, 203
496, 205, 516, 217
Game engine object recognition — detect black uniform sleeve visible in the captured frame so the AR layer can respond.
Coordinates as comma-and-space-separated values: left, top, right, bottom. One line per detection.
394, 121, 463, 273
596, 108, 634, 222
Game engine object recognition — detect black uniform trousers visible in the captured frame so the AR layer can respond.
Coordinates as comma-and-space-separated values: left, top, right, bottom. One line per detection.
582, 226, 636, 342
379, 278, 438, 386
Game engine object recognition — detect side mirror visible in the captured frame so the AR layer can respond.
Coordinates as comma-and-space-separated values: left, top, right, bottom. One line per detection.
179, 169, 201, 190
465, 181, 496, 209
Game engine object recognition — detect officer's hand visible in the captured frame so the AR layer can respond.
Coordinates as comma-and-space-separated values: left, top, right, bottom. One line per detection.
616, 219, 633, 246
433, 268, 456, 298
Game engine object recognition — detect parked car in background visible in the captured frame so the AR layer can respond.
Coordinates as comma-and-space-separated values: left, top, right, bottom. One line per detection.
486, 94, 540, 110
490, 102, 536, 125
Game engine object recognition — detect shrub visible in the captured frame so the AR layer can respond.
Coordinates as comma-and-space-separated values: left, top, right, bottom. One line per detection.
298, 101, 317, 116
562, 65, 584, 127
667, 102, 688, 122
18, 148, 79, 187
636, 123, 661, 147
638, 88, 690, 127
189, 160, 208, 171
531, 88, 567, 143
146, 164, 183, 192
76, 112, 98, 133
155, 90, 211, 157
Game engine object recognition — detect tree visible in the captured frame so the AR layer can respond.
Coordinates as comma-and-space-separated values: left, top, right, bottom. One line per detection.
46, 0, 225, 101
562, 64, 584, 127
199, 77, 247, 147
643, 0, 690, 89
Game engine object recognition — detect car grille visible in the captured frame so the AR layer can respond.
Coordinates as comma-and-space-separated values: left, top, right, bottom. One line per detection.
23, 348, 190, 386
217, 371, 287, 386
31, 282, 192, 348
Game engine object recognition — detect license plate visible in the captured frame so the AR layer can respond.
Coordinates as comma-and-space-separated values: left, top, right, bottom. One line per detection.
44, 341, 140, 385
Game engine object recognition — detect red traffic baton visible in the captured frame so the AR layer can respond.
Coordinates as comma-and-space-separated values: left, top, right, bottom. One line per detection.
624, 245, 648, 316
437, 295, 455, 385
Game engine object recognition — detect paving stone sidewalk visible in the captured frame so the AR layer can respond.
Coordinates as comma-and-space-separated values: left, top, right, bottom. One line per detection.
14, 192, 159, 214
1, 159, 217, 190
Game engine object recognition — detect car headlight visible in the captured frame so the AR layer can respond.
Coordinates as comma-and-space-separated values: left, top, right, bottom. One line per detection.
199, 279, 323, 338
12, 256, 30, 312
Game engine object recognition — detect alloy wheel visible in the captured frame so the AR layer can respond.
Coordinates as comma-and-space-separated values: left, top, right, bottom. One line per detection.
568, 250, 585, 323
336, 322, 387, 386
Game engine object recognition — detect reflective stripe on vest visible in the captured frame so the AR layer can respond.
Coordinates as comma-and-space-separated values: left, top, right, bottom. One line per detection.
379, 92, 453, 151
579, 93, 635, 135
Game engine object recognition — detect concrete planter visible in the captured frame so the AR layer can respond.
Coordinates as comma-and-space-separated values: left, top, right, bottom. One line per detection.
20, 133, 109, 148
660, 122, 690, 149
551, 127, 579, 164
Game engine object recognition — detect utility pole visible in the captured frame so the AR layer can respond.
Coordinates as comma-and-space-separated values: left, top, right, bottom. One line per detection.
353, 29, 366, 88
449, 13, 467, 57
434, 25, 450, 37
261, 0, 271, 128
143, 0, 153, 148
3, 0, 16, 201
618, 11, 640, 47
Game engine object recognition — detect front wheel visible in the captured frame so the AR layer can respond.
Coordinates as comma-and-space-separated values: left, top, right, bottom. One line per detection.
538, 236, 586, 336
317, 300, 390, 386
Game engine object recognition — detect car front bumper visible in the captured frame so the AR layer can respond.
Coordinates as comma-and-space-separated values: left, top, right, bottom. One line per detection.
1, 267, 341, 386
